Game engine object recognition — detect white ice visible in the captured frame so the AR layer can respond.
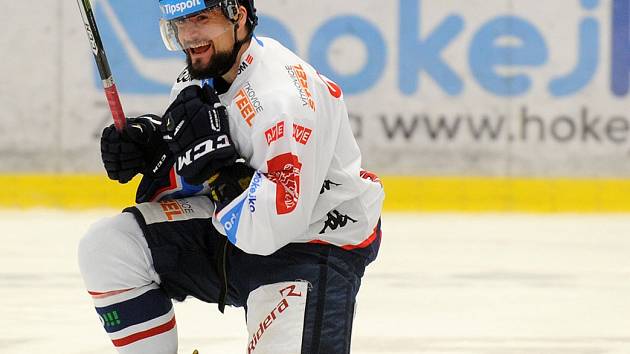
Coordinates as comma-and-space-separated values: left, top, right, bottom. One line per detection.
1, 210, 629, 354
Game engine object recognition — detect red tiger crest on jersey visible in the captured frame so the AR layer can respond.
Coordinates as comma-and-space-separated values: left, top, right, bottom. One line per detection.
266, 153, 302, 214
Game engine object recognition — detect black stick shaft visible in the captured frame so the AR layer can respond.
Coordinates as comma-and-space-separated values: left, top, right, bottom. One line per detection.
77, 0, 126, 132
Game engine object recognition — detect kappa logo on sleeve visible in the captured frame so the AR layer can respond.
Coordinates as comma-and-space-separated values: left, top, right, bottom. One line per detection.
266, 153, 302, 215
320, 180, 342, 194
234, 81, 264, 127
265, 121, 285, 146
319, 210, 358, 234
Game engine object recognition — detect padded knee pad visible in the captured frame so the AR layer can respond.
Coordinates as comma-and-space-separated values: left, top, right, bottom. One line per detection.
78, 212, 159, 292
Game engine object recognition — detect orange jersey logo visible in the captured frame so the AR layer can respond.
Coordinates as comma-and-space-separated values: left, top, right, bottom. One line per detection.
286, 64, 316, 112
159, 200, 183, 221
235, 82, 264, 127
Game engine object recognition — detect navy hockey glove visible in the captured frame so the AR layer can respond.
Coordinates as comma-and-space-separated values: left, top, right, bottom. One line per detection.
134, 145, 176, 204
208, 160, 256, 212
101, 115, 163, 184
161, 85, 238, 185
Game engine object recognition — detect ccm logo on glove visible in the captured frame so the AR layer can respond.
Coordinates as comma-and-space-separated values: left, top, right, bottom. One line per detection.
177, 135, 231, 171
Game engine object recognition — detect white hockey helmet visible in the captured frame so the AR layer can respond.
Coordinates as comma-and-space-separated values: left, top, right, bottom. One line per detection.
158, 0, 256, 51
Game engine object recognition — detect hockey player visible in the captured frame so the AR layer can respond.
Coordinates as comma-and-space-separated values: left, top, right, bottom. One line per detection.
78, 0, 384, 353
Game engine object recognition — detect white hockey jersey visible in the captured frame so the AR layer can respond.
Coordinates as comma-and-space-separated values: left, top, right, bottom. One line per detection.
168, 36, 384, 256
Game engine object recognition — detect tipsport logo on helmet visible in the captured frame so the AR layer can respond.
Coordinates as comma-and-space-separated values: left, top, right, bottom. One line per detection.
159, 0, 206, 20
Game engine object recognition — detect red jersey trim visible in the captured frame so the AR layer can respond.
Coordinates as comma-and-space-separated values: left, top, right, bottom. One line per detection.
88, 288, 133, 299
310, 222, 382, 250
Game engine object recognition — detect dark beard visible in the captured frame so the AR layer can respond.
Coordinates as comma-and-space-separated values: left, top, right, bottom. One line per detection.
186, 47, 235, 80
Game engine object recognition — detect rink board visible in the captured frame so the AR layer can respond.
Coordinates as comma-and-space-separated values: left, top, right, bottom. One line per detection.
2, 175, 630, 212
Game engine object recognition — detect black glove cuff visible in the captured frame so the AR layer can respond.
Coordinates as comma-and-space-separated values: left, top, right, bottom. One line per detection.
208, 162, 256, 212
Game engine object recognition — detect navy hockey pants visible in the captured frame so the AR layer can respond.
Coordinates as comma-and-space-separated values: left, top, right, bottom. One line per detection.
125, 205, 381, 354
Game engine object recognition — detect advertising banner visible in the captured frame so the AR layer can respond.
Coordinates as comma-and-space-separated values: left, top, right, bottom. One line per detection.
1, 0, 629, 178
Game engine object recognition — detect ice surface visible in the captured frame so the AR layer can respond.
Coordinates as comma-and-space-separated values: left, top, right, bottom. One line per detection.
1, 210, 629, 353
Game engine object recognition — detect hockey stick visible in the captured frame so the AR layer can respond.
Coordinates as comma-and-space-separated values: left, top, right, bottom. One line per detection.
77, 0, 126, 132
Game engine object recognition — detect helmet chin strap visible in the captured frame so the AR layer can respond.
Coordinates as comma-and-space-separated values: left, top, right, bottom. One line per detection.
214, 20, 246, 78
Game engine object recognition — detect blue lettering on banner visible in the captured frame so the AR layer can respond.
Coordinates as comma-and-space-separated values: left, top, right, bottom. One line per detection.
309, 16, 386, 95
220, 198, 246, 244
399, 0, 464, 96
94, 0, 628, 98
549, 0, 600, 96
469, 16, 548, 97
612, 0, 630, 96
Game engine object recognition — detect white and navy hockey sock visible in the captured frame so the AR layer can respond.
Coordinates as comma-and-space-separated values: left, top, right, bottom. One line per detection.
89, 284, 177, 354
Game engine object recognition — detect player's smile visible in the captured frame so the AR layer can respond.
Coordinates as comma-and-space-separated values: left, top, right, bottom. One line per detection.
189, 44, 211, 55
188, 42, 213, 58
